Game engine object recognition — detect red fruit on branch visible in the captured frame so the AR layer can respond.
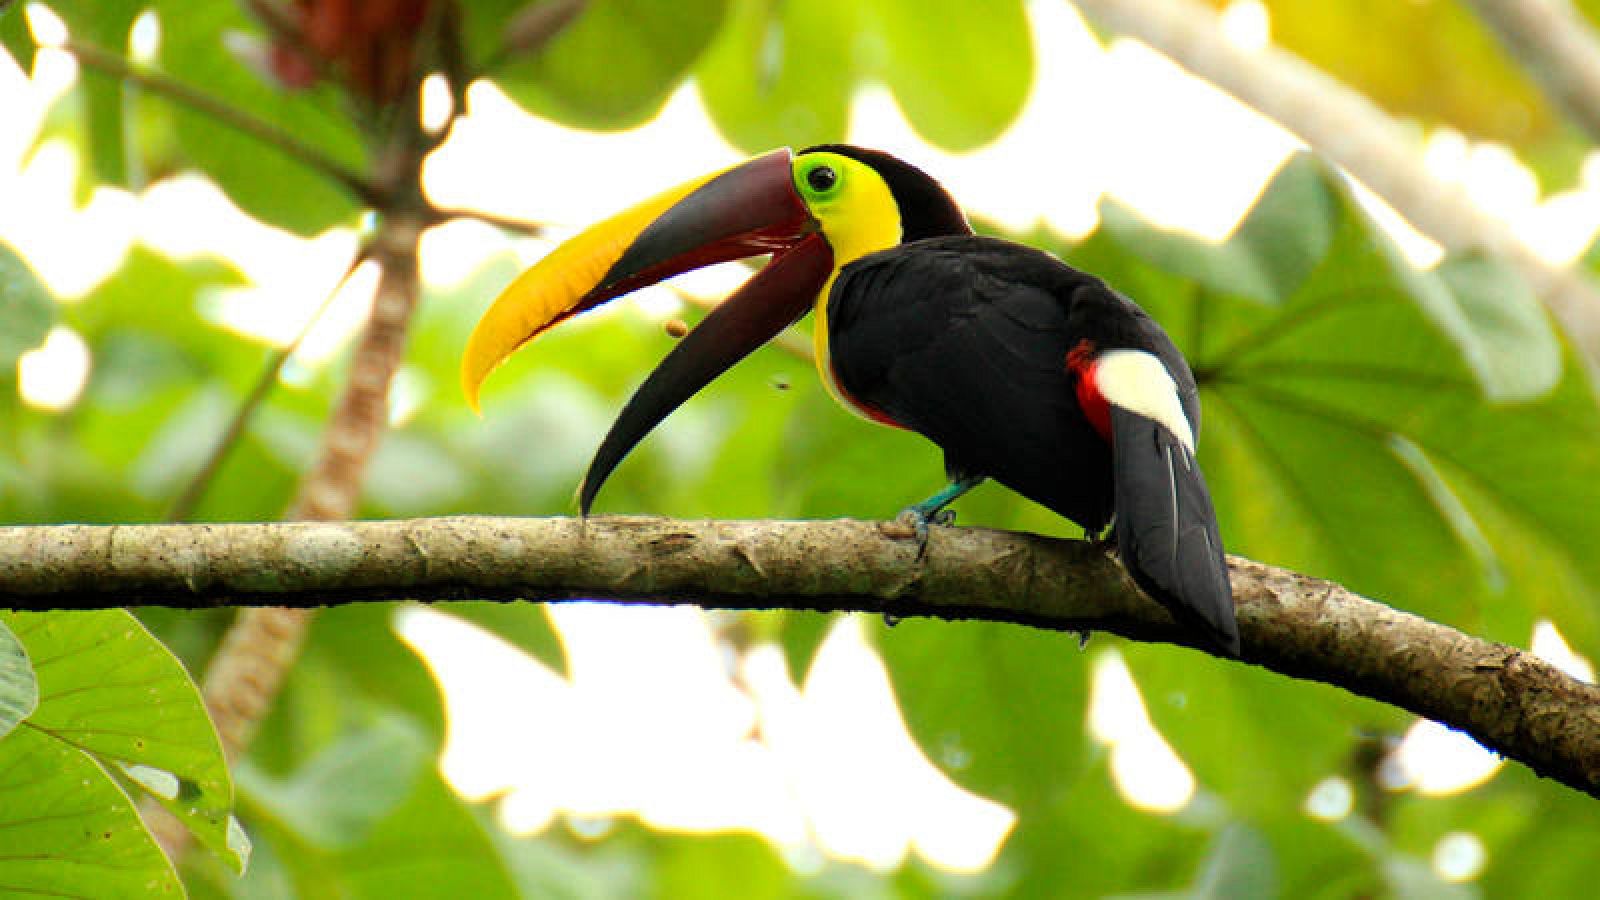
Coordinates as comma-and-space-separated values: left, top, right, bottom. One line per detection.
257, 0, 434, 104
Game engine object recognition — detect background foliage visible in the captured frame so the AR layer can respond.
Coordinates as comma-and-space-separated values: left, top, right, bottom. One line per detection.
2, 0, 1599, 896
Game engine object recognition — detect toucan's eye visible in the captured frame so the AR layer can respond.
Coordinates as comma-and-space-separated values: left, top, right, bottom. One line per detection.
807, 165, 838, 193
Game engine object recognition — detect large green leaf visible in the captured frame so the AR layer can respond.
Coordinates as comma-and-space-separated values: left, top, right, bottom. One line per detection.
152, 0, 366, 234
696, 0, 858, 153
0, 240, 54, 367
0, 617, 35, 737
2, 609, 246, 872
492, 0, 728, 130
697, 0, 1032, 153
867, 0, 1032, 151
0, 0, 35, 73
0, 725, 182, 895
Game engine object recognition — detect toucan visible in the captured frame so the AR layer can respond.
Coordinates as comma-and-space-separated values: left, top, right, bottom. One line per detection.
462, 145, 1239, 655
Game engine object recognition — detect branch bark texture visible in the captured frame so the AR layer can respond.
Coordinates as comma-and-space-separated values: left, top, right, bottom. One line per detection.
1070, 0, 1600, 361
2, 516, 1596, 798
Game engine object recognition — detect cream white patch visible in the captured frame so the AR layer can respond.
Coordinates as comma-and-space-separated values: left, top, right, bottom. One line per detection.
1096, 349, 1195, 453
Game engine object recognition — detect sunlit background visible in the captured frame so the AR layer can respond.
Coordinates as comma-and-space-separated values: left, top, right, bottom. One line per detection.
4, 0, 1599, 885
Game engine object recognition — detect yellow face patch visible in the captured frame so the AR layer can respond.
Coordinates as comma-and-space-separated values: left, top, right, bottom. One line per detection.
792, 152, 902, 270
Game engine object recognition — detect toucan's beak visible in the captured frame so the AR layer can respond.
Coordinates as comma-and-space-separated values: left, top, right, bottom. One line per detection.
461, 147, 835, 512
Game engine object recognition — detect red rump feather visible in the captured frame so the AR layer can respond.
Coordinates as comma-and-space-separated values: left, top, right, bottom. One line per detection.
1068, 340, 1111, 443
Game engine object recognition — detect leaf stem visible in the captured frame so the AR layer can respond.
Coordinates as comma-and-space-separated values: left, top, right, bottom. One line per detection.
165, 247, 372, 523
63, 39, 383, 207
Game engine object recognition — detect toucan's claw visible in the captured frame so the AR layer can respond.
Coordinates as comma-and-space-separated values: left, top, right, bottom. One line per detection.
893, 506, 938, 559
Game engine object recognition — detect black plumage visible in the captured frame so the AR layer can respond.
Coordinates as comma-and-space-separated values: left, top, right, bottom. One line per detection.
828, 235, 1238, 653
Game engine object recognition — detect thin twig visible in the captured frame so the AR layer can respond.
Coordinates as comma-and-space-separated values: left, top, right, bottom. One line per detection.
165, 247, 373, 523
63, 39, 382, 207
427, 204, 546, 236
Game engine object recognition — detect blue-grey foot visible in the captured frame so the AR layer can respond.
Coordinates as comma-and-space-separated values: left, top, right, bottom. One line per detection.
896, 474, 986, 546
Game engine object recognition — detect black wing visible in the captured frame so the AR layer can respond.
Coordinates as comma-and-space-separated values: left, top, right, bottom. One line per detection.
828, 236, 1117, 531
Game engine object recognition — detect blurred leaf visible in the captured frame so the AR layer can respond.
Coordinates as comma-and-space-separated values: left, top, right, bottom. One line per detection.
0, 617, 36, 737
698, 0, 1031, 153
485, 824, 650, 900
0, 0, 36, 73
697, 0, 857, 153
242, 713, 430, 848
0, 240, 54, 367
492, 0, 728, 130
874, 618, 1089, 825
0, 725, 182, 895
1099, 154, 1337, 304
240, 715, 521, 898
651, 832, 791, 900
299, 603, 447, 736
869, 0, 1032, 151
152, 0, 365, 234
2, 608, 246, 871
43, 0, 141, 187
445, 601, 569, 675
1190, 824, 1276, 900
1434, 252, 1561, 401
1125, 642, 1403, 822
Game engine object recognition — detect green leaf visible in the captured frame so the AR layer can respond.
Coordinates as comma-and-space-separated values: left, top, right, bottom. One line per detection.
240, 715, 522, 898
0, 240, 54, 367
875, 617, 1088, 818
0, 726, 183, 896
27, 1, 142, 188
1433, 252, 1561, 401
2, 609, 246, 872
1099, 154, 1338, 304
492, 0, 728, 129
242, 714, 430, 849
296, 603, 448, 738
868, 0, 1032, 151
1191, 824, 1277, 900
696, 0, 857, 153
0, 0, 35, 72
0, 617, 36, 737
153, 0, 366, 234
444, 601, 569, 676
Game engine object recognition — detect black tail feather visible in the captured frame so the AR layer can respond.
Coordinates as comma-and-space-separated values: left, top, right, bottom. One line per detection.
1110, 407, 1239, 656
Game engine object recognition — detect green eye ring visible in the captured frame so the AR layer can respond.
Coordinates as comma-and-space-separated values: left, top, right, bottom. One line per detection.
806, 164, 838, 193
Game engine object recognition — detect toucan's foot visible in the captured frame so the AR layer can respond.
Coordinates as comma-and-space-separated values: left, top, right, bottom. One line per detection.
885, 474, 984, 556
893, 505, 938, 552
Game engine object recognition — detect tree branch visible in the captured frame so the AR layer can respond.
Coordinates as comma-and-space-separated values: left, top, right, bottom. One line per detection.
2, 516, 1595, 798
1465, 0, 1600, 143
1069, 0, 1600, 361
